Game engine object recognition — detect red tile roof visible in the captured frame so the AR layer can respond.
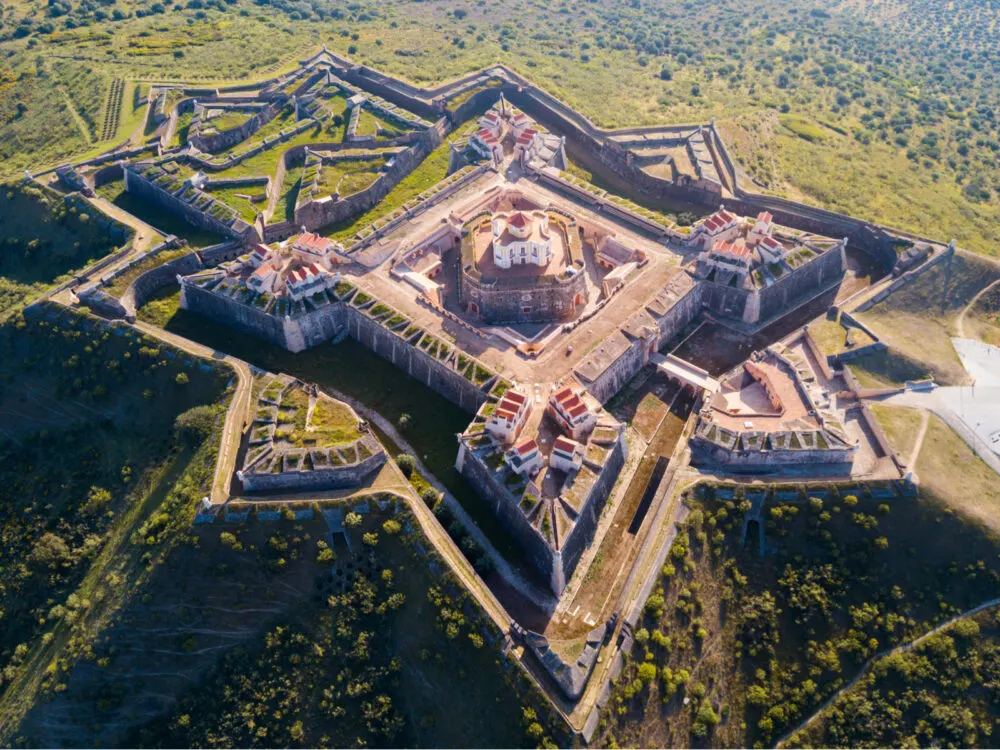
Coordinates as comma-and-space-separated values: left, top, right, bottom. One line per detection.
252, 243, 271, 258
295, 232, 330, 252
712, 241, 751, 260
756, 211, 773, 224
504, 391, 526, 405
515, 439, 538, 456
551, 386, 574, 403
507, 211, 530, 229
553, 436, 578, 454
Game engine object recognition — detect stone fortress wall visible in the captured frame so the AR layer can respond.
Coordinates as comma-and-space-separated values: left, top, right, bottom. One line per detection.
178, 278, 495, 413
454, 421, 627, 594
122, 163, 261, 244
240, 449, 384, 492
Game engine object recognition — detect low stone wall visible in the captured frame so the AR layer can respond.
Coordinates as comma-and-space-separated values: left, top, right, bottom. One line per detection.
690, 438, 855, 466
242, 450, 385, 492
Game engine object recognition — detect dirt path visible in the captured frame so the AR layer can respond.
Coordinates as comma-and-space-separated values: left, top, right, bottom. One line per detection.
132, 320, 253, 505
956, 278, 1000, 339
776, 596, 1000, 747
908, 409, 930, 470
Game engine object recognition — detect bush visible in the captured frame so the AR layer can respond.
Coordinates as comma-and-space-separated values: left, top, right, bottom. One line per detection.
395, 453, 416, 477
420, 486, 439, 508
174, 404, 217, 443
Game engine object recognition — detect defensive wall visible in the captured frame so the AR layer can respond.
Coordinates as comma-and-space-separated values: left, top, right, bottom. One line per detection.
189, 101, 283, 154
122, 163, 260, 244
240, 436, 386, 493
454, 432, 626, 594
178, 279, 496, 413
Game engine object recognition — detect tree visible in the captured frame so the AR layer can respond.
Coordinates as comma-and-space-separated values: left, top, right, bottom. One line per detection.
175, 372, 189, 385
82, 485, 112, 515
637, 662, 657, 684
420, 487, 439, 508
345, 512, 362, 528
30, 532, 70, 569
395, 454, 416, 477
174, 404, 216, 443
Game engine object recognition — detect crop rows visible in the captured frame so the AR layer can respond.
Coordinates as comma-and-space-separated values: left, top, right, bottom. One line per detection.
100, 78, 125, 142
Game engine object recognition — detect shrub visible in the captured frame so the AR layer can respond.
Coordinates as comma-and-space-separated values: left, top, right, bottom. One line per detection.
395, 453, 416, 477
420, 486, 439, 508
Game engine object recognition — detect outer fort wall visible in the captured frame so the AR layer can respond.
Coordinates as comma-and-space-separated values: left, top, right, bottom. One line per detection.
345, 308, 489, 413
337, 65, 440, 120
179, 281, 290, 349
456, 445, 559, 587
242, 451, 385, 492
503, 85, 896, 271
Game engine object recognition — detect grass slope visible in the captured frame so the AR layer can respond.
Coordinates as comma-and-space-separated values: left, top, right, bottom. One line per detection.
600, 480, 1000, 748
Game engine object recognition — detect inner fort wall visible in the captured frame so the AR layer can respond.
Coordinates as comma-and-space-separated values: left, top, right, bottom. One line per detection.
180, 281, 290, 349
345, 308, 489, 413
558, 433, 626, 583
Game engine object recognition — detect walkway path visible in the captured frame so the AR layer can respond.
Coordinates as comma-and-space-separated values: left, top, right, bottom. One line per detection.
132, 320, 253, 505
956, 278, 1000, 339
776, 596, 1000, 747
877, 386, 1000, 476
908, 409, 930, 470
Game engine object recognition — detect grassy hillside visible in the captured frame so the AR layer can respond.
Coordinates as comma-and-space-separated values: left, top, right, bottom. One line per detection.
0, 305, 230, 738
852, 252, 1000, 385
599, 480, 1000, 748
0, 0, 998, 253
0, 182, 131, 316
